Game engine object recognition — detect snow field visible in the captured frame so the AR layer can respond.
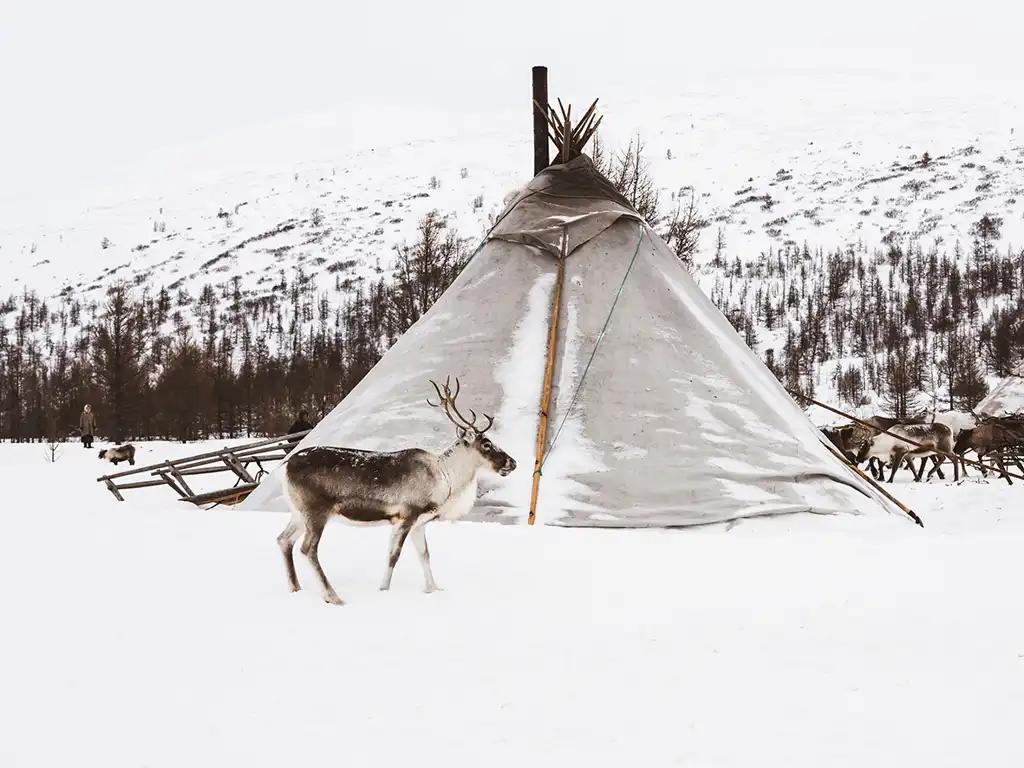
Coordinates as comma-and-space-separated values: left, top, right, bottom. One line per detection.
4, 439, 1024, 767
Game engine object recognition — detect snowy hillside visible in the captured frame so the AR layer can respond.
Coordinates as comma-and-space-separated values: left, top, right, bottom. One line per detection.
4, 71, 1023, 308
2, 70, 1024, 441
5, 439, 1024, 767
0, 141, 519, 305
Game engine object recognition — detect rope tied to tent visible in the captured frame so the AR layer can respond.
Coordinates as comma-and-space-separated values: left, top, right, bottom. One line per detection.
529, 226, 646, 508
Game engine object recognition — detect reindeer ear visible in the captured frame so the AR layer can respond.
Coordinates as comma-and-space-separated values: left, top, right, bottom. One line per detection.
457, 426, 473, 442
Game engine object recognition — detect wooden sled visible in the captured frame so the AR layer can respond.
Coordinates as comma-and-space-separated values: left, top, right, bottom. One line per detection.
97, 431, 309, 506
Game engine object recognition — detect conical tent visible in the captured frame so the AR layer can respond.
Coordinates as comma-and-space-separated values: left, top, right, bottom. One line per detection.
241, 155, 912, 528
977, 360, 1024, 416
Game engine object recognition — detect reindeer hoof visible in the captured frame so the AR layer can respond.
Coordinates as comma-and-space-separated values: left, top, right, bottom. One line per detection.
424, 584, 443, 594
324, 593, 345, 606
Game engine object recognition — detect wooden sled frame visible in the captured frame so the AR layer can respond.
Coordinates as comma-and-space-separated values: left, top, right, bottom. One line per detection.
96, 431, 310, 507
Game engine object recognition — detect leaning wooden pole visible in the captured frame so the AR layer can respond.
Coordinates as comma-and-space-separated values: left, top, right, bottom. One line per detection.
792, 392, 1024, 484
528, 231, 568, 525
818, 437, 924, 527
532, 66, 550, 175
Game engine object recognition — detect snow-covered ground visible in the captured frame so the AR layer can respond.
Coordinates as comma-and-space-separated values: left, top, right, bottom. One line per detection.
5, 438, 1024, 767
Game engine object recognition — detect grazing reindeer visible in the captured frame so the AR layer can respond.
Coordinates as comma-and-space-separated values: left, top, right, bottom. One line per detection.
98, 443, 136, 466
856, 422, 956, 483
820, 425, 858, 464
276, 376, 517, 606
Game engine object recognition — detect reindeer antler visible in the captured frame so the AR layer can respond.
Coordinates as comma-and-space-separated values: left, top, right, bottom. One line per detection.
426, 376, 494, 434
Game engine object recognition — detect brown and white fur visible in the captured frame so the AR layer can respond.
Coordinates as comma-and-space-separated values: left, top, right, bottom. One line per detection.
276, 376, 517, 605
98, 443, 136, 466
855, 422, 956, 483
953, 418, 1024, 485
849, 414, 929, 480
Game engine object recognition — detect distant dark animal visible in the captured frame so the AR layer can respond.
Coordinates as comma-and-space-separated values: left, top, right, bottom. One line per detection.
98, 443, 136, 466
856, 422, 956, 483
276, 376, 517, 606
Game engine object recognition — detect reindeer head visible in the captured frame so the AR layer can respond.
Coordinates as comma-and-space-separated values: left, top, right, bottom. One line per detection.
427, 376, 517, 477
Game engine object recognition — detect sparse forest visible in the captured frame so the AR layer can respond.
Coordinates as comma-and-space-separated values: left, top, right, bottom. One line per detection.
2, 148, 1023, 443
710, 216, 1023, 417
0, 212, 470, 443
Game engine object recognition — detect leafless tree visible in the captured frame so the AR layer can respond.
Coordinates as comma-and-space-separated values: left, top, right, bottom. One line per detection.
590, 131, 659, 227
389, 211, 468, 334
43, 417, 64, 463
665, 189, 709, 268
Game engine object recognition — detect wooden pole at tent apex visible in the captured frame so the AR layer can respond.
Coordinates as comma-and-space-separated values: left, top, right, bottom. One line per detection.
532, 66, 550, 175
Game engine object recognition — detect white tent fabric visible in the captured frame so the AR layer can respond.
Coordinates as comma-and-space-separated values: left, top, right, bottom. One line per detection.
241, 156, 912, 528
977, 360, 1024, 417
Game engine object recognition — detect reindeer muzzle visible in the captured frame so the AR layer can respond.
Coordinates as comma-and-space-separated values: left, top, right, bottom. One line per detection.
499, 456, 517, 476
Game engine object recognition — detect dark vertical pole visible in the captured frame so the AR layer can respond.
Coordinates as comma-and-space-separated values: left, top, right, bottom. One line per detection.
532, 66, 549, 176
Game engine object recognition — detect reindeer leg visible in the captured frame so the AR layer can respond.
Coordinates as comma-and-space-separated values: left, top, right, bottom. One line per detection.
299, 517, 344, 606
409, 523, 441, 593
958, 456, 969, 478
888, 451, 904, 483
868, 457, 882, 480
995, 451, 1013, 486
909, 457, 924, 482
277, 514, 303, 593
925, 456, 940, 481
380, 517, 415, 592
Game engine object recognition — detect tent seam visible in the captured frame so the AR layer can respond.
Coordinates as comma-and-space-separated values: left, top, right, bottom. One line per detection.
537, 225, 646, 477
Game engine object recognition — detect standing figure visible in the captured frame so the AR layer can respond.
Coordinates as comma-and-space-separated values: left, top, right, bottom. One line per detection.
285, 409, 315, 452
79, 405, 97, 449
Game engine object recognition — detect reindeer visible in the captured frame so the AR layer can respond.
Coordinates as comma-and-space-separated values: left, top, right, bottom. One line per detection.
953, 418, 1024, 485
932, 409, 977, 439
98, 443, 136, 466
849, 414, 935, 480
856, 422, 957, 483
820, 425, 858, 464
922, 410, 978, 480
276, 376, 517, 606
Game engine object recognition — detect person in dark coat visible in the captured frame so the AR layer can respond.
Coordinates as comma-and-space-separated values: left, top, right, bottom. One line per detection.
286, 410, 315, 451
79, 405, 97, 449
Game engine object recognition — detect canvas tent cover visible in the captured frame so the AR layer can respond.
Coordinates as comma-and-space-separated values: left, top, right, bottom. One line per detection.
242, 156, 908, 528
977, 361, 1024, 417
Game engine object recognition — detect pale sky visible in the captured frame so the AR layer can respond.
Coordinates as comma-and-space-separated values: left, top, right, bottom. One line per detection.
0, 0, 1015, 222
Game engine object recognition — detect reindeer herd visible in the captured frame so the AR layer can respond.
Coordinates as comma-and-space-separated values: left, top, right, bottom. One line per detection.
820, 410, 1024, 485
